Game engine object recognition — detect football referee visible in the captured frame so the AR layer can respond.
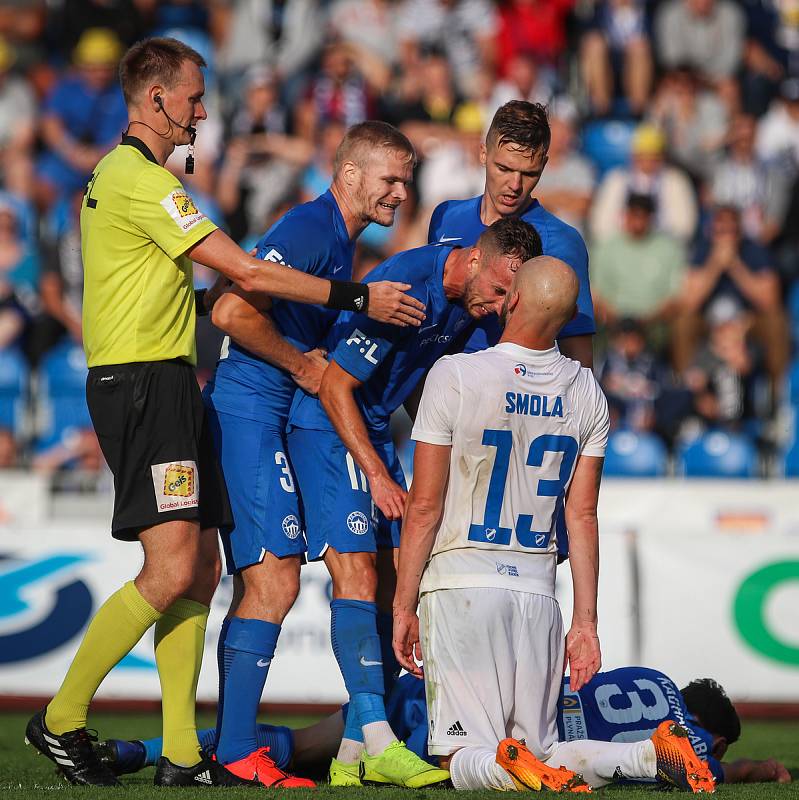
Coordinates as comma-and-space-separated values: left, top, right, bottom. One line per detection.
25, 37, 424, 789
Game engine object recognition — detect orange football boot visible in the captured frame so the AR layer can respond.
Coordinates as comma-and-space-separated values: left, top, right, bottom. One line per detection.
223, 746, 316, 788
496, 738, 591, 792
651, 721, 716, 793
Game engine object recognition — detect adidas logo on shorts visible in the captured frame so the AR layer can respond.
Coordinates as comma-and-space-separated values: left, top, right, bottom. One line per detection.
194, 770, 213, 785
447, 720, 468, 736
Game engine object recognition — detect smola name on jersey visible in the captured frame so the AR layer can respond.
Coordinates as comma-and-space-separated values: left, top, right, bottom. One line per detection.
505, 392, 564, 418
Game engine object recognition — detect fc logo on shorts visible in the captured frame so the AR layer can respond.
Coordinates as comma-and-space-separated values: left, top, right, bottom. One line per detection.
282, 514, 301, 539
347, 511, 369, 535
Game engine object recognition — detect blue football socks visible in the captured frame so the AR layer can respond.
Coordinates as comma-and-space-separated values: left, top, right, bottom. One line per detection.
215, 617, 280, 765
376, 610, 401, 695
330, 599, 388, 731
134, 723, 294, 770
213, 616, 232, 749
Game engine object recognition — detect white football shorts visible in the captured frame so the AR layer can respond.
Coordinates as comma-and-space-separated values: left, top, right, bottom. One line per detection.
420, 586, 565, 759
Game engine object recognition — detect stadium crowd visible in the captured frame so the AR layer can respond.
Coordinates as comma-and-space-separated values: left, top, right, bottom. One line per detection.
0, 0, 798, 479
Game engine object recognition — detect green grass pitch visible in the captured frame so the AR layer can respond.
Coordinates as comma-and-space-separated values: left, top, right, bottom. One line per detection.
0, 712, 797, 798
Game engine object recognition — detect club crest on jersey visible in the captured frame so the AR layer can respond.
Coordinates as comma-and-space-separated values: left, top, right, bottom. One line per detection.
161, 190, 206, 232
347, 511, 369, 535
282, 514, 301, 539
346, 329, 379, 364
151, 461, 199, 511
514, 364, 527, 376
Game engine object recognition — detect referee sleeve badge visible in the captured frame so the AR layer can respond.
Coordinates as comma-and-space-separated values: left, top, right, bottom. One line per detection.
160, 190, 207, 233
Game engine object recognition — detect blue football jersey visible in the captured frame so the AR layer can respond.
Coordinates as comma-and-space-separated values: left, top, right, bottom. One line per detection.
388, 668, 724, 782
428, 196, 595, 351
288, 243, 473, 439
205, 190, 354, 428
559, 667, 724, 783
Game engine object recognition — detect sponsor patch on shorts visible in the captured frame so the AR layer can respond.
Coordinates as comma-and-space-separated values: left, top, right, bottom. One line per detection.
151, 460, 199, 512
161, 190, 207, 232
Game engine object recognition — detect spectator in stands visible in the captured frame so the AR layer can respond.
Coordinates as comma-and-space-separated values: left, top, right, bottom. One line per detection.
740, 0, 798, 116
592, 192, 685, 352
496, 0, 573, 73
599, 317, 663, 432
711, 112, 791, 246
579, 0, 653, 117
534, 97, 595, 234
295, 41, 373, 140
673, 205, 787, 384
683, 298, 764, 433
39, 189, 84, 348
654, 0, 745, 89
649, 64, 728, 181
396, 0, 497, 98
210, 0, 323, 109
756, 77, 799, 171
0, 197, 39, 328
299, 119, 347, 202
0, 37, 36, 199
45, 0, 152, 61
590, 123, 698, 243
217, 64, 311, 241
486, 50, 554, 119
32, 426, 103, 475
35, 27, 127, 210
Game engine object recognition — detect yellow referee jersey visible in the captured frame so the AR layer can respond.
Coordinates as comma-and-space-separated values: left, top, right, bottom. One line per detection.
80, 136, 217, 367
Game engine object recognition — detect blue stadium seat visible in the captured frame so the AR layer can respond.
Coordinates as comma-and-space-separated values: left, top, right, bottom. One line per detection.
580, 120, 635, 178
0, 347, 28, 432
603, 430, 668, 477
678, 430, 758, 478
37, 341, 92, 447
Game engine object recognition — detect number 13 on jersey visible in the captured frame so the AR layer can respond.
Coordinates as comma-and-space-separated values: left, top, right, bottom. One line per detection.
468, 429, 578, 549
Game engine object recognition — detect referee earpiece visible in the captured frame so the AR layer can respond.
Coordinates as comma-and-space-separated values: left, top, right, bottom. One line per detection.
154, 95, 163, 109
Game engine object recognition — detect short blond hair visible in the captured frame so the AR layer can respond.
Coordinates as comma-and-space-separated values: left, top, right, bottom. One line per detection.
333, 121, 416, 175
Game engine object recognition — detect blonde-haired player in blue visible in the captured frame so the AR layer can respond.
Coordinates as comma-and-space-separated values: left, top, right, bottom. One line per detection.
393, 256, 717, 793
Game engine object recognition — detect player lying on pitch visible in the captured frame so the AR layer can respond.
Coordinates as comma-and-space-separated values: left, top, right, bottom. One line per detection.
96, 666, 791, 788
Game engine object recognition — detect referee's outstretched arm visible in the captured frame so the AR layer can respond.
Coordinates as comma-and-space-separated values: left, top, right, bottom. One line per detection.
188, 229, 425, 327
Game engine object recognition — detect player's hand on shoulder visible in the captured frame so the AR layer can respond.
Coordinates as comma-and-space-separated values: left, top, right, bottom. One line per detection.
392, 608, 423, 678
369, 470, 407, 520
292, 348, 329, 395
367, 281, 426, 327
565, 622, 601, 692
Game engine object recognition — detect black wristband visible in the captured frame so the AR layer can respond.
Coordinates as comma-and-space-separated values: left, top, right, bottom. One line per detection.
195, 288, 209, 316
326, 280, 369, 313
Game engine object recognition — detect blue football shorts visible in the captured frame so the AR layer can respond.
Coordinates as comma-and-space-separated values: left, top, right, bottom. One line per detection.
206, 405, 306, 573
287, 427, 404, 561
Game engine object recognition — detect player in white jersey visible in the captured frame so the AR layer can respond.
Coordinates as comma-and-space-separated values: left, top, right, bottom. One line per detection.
393, 257, 717, 794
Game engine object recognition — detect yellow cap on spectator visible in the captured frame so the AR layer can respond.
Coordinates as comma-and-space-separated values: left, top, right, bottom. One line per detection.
0, 37, 16, 73
631, 124, 666, 156
73, 28, 123, 66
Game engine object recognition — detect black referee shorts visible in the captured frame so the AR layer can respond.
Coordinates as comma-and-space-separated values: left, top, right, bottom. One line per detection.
86, 359, 232, 541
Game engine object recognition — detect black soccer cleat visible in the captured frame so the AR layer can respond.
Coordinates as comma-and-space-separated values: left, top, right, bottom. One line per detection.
24, 708, 121, 786
154, 754, 260, 787
95, 738, 147, 775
